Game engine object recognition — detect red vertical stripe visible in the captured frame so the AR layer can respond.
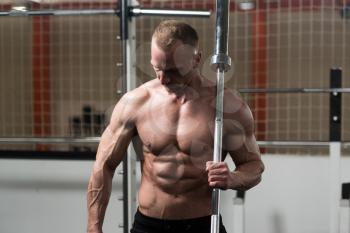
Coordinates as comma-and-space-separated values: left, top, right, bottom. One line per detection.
252, 10, 267, 151
32, 16, 51, 150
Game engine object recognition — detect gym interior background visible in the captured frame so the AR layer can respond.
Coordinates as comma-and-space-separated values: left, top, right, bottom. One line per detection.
0, 0, 350, 233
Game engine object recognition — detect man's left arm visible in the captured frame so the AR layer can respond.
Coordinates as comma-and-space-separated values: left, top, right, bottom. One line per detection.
206, 102, 264, 191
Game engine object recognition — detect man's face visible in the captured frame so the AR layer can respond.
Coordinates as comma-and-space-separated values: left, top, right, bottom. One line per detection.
150, 39, 200, 86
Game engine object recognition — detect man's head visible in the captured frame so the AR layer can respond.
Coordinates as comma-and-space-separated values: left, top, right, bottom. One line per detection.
151, 20, 201, 86
152, 20, 199, 50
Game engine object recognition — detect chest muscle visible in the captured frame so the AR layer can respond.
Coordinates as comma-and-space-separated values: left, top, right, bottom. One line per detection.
136, 98, 214, 155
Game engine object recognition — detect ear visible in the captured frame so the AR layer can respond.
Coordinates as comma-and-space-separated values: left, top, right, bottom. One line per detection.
193, 51, 202, 68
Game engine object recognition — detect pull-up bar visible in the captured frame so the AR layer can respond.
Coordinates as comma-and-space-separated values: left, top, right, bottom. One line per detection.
238, 87, 350, 94
0, 7, 211, 17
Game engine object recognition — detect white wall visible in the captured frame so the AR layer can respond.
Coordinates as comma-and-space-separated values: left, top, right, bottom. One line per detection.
0, 155, 349, 233
240, 155, 350, 233
0, 160, 123, 233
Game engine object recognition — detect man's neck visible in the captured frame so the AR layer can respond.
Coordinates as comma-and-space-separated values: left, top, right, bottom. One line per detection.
165, 74, 202, 102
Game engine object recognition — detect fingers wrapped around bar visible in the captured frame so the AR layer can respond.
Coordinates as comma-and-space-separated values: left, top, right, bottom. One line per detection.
206, 161, 232, 190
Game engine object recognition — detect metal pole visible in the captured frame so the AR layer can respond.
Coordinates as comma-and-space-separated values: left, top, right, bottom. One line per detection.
0, 8, 211, 17
329, 68, 342, 233
126, 0, 139, 229
0, 9, 116, 16
256, 140, 330, 148
130, 8, 211, 17
119, 0, 129, 232
3, 138, 350, 149
210, 1, 232, 233
238, 88, 350, 94
0, 150, 96, 160
0, 137, 100, 144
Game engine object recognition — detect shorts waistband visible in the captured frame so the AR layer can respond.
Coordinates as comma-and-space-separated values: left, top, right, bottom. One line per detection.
134, 208, 213, 227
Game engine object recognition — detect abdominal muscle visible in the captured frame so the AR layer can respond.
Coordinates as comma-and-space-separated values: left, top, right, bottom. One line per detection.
137, 151, 213, 219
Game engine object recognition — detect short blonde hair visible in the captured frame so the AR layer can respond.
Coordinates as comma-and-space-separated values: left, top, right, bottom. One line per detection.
152, 20, 199, 50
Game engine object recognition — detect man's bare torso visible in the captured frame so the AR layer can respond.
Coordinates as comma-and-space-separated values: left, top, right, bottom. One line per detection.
132, 79, 219, 219
87, 22, 263, 233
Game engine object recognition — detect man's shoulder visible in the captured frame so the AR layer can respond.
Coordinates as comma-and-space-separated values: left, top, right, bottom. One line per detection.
116, 79, 161, 116
223, 88, 254, 131
141, 79, 161, 91
223, 88, 250, 114
110, 82, 153, 125
121, 81, 155, 105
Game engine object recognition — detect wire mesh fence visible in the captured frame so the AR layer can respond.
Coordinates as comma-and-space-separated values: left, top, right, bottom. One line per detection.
0, 0, 349, 155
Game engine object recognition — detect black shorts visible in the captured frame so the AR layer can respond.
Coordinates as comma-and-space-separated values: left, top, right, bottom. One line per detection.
130, 209, 228, 233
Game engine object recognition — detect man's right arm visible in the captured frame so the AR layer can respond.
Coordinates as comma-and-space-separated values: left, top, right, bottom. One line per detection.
87, 93, 138, 233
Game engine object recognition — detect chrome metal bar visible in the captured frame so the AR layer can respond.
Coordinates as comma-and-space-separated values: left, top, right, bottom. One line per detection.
238, 88, 350, 94
131, 8, 211, 17
32, 9, 116, 16
257, 141, 330, 148
210, 0, 231, 233
0, 8, 211, 17
0, 9, 116, 16
213, 75, 226, 165
120, 0, 129, 232
0, 150, 96, 160
1, 138, 350, 149
0, 12, 9, 16
0, 137, 100, 144
211, 70, 225, 233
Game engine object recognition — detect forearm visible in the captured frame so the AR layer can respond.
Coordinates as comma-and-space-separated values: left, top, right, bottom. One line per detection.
87, 164, 114, 233
229, 160, 264, 191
